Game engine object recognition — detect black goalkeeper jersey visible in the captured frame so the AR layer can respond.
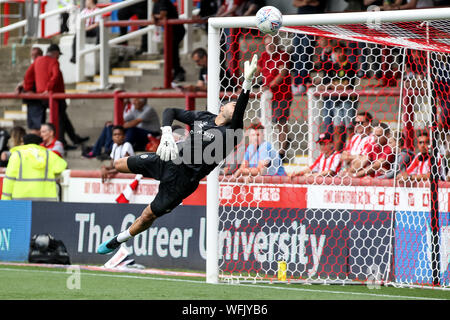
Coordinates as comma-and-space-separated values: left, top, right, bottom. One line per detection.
161, 90, 250, 180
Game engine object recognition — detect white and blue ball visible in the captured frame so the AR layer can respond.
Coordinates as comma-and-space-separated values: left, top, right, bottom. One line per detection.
255, 6, 283, 35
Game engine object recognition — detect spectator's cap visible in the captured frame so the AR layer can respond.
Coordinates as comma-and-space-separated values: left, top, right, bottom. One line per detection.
316, 132, 332, 143
23, 134, 42, 145
47, 44, 62, 55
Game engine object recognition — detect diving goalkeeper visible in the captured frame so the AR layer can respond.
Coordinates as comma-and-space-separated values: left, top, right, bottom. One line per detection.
98, 54, 258, 254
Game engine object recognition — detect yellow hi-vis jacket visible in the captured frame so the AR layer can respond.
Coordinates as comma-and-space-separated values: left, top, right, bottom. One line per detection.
1, 144, 67, 201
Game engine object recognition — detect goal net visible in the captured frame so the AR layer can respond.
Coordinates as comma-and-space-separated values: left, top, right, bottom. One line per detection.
206, 8, 450, 289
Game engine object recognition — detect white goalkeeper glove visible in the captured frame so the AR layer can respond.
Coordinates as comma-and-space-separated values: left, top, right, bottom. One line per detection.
156, 126, 178, 161
242, 54, 258, 92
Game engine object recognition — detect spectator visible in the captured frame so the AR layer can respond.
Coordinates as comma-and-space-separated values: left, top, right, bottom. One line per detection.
117, 0, 148, 54
233, 123, 285, 177
292, 132, 342, 177
23, 44, 89, 150
152, 0, 186, 82
196, 0, 220, 19
0, 126, 26, 167
352, 122, 394, 178
291, 0, 326, 95
70, 0, 100, 64
194, 0, 220, 33
431, 52, 450, 134
58, 0, 71, 34
398, 130, 446, 182
100, 125, 134, 183
83, 98, 136, 160
216, 0, 243, 17
17, 46, 44, 136
257, 34, 293, 161
236, 0, 266, 16
179, 48, 208, 92
40, 123, 65, 158
173, 47, 236, 93
314, 36, 338, 74
1, 134, 67, 201
378, 131, 414, 179
123, 97, 161, 151
385, 0, 434, 10
340, 111, 374, 170
0, 127, 10, 167
317, 44, 359, 152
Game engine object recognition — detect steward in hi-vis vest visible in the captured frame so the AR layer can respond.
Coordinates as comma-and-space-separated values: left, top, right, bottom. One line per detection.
1, 134, 67, 201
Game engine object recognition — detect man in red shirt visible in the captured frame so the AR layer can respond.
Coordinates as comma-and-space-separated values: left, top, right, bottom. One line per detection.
23, 44, 88, 150
352, 122, 394, 178
16, 46, 44, 136
257, 34, 293, 161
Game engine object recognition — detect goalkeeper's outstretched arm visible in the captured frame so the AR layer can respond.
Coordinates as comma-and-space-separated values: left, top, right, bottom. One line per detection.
230, 54, 258, 130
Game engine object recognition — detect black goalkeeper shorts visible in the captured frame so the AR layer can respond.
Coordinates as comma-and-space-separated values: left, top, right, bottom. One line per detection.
127, 153, 200, 217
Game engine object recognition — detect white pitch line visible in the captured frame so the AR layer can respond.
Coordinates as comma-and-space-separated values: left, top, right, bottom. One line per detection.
0, 267, 444, 300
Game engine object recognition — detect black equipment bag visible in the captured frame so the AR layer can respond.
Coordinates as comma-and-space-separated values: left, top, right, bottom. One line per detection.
28, 234, 71, 265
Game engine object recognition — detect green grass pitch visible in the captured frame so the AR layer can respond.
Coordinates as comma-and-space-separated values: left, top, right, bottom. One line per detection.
0, 264, 449, 300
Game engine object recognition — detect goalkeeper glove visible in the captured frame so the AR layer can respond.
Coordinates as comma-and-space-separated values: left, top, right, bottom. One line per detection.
156, 126, 178, 161
242, 54, 258, 92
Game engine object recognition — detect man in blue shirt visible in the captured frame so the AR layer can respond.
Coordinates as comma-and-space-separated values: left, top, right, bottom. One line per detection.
234, 122, 285, 177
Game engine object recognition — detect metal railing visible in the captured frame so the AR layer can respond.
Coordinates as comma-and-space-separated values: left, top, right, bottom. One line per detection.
0, 0, 68, 45
76, 0, 200, 87
0, 90, 208, 138
99, 17, 204, 89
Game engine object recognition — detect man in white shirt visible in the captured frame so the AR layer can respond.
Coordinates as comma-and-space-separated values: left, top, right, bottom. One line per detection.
100, 125, 134, 183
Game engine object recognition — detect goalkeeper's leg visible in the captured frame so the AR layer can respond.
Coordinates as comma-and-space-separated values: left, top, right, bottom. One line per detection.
97, 205, 157, 254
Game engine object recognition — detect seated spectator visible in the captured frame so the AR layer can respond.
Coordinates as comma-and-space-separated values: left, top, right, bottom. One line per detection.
377, 132, 414, 179
123, 98, 161, 151
40, 123, 64, 158
340, 111, 374, 172
292, 132, 342, 177
351, 122, 394, 178
233, 123, 285, 177
83, 99, 135, 160
100, 125, 134, 183
398, 130, 446, 182
178, 48, 208, 93
0, 126, 26, 166
70, 0, 100, 63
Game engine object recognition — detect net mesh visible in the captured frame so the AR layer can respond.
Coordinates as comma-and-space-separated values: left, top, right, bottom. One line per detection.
215, 20, 450, 289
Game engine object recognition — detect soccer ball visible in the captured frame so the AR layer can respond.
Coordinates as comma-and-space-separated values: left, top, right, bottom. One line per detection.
255, 6, 282, 35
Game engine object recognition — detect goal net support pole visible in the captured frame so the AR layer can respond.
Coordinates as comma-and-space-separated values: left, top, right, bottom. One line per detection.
206, 23, 221, 284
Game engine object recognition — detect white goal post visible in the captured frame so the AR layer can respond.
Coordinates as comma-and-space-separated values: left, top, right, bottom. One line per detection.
206, 7, 450, 287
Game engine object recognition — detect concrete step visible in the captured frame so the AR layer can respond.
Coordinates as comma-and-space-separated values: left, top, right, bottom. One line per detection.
4, 110, 26, 120
129, 59, 164, 70
76, 82, 100, 91
94, 74, 125, 84
0, 118, 14, 128
111, 67, 143, 77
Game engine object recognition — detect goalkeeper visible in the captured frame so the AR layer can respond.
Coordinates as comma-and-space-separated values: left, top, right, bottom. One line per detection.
98, 55, 258, 254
